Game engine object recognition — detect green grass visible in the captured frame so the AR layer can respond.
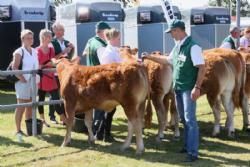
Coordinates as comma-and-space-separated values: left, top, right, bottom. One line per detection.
0, 89, 250, 167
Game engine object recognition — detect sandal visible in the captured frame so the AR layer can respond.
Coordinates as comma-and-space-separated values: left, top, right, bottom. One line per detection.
42, 120, 50, 127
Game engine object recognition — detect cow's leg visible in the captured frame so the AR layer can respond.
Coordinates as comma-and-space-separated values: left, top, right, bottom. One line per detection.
120, 119, 133, 152
241, 94, 250, 131
122, 104, 144, 155
152, 95, 166, 142
134, 117, 144, 155
163, 94, 170, 128
164, 94, 180, 138
221, 93, 235, 137
84, 110, 95, 144
61, 101, 75, 147
134, 102, 145, 155
207, 96, 221, 136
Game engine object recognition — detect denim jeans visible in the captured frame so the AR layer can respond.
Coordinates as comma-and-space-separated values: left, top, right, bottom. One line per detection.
175, 90, 199, 157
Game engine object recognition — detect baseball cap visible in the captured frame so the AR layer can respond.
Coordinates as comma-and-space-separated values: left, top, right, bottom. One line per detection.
95, 21, 111, 30
165, 19, 185, 33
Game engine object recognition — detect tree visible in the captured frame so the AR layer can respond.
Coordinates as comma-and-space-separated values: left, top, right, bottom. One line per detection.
52, 0, 139, 7
208, 0, 250, 16
114, 0, 139, 7
53, 0, 72, 6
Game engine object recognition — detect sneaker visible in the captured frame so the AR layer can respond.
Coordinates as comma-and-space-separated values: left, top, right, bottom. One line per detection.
179, 148, 187, 154
18, 130, 27, 137
104, 135, 116, 143
50, 118, 58, 124
183, 154, 198, 162
16, 131, 24, 143
96, 133, 104, 141
42, 120, 50, 127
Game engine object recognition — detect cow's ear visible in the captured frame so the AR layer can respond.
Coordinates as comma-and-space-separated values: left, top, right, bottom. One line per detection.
239, 47, 246, 52
131, 48, 138, 55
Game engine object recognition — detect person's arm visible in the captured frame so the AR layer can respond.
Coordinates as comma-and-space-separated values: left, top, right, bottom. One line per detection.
142, 53, 169, 65
12, 51, 26, 82
239, 37, 245, 48
220, 42, 232, 49
97, 47, 106, 64
190, 45, 206, 101
63, 42, 75, 59
194, 64, 205, 89
82, 42, 90, 57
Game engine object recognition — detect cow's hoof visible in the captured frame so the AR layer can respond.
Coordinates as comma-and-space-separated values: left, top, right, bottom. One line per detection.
212, 131, 220, 137
120, 145, 129, 152
172, 136, 180, 141
135, 149, 144, 156
155, 136, 162, 143
88, 139, 95, 145
228, 131, 235, 138
120, 146, 128, 152
242, 125, 250, 132
61, 141, 71, 147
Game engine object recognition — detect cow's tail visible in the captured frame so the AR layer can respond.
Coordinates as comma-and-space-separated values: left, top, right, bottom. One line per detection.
239, 55, 247, 109
228, 59, 241, 108
143, 65, 153, 128
144, 93, 153, 128
237, 54, 250, 130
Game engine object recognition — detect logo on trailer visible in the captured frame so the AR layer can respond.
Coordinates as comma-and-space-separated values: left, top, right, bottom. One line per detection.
159, 0, 176, 23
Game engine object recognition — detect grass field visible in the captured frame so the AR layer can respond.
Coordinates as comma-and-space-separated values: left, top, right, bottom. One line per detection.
0, 89, 250, 167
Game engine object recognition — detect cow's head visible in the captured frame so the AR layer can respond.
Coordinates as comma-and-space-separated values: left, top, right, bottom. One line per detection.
119, 46, 138, 63
151, 51, 162, 56
56, 58, 75, 82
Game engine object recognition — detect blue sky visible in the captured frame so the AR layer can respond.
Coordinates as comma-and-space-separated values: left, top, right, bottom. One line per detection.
172, 0, 209, 9
139, 0, 209, 9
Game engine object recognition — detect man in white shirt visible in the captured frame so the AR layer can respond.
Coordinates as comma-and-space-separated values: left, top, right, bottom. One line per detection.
220, 26, 241, 50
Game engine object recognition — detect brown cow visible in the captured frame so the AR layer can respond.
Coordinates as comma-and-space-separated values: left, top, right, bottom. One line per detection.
119, 47, 179, 141
56, 58, 150, 154
239, 50, 250, 97
202, 48, 249, 137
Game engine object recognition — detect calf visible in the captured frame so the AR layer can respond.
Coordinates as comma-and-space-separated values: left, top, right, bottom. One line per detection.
57, 58, 150, 154
120, 47, 179, 141
239, 51, 250, 97
202, 48, 249, 137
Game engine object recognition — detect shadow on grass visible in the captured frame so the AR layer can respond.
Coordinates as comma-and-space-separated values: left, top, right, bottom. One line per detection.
0, 136, 33, 149
198, 120, 250, 143
4, 149, 83, 167
0, 89, 17, 114
0, 89, 16, 103
0, 136, 34, 157
1, 145, 51, 158
2, 114, 250, 167
30, 118, 250, 167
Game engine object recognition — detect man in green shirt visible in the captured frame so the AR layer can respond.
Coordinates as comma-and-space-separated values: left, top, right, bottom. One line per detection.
220, 26, 241, 50
82, 21, 116, 142
143, 19, 205, 162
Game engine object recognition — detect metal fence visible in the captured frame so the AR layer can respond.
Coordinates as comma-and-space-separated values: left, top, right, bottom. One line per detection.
0, 68, 63, 136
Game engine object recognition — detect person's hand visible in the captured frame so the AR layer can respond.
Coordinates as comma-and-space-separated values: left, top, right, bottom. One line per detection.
44, 61, 53, 67
191, 87, 201, 101
58, 53, 68, 59
19, 76, 27, 83
68, 43, 74, 49
63, 47, 71, 54
141, 52, 149, 61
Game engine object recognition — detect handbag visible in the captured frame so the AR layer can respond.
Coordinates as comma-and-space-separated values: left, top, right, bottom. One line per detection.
6, 48, 24, 83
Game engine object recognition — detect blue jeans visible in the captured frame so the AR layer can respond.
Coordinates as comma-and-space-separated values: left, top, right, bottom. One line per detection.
175, 90, 199, 157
